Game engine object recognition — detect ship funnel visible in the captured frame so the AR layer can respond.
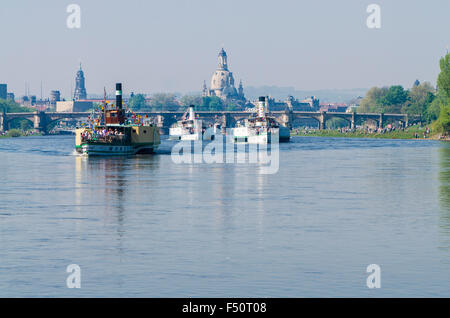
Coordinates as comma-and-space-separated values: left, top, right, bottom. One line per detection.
116, 83, 122, 110
257, 96, 266, 118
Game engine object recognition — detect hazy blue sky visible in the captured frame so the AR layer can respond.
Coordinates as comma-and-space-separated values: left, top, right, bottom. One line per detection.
0, 0, 449, 99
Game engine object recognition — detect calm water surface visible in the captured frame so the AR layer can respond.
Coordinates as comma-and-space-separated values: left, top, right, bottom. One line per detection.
0, 135, 449, 297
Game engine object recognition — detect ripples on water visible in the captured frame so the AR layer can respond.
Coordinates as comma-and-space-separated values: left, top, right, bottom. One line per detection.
0, 135, 449, 297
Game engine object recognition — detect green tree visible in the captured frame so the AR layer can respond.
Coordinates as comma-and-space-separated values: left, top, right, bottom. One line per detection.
358, 85, 411, 114
149, 93, 179, 111
425, 92, 443, 122
0, 99, 33, 113
437, 53, 450, 98
377, 85, 408, 113
128, 94, 147, 111
358, 86, 388, 113
402, 82, 435, 118
180, 95, 202, 107
434, 53, 450, 133
201, 96, 223, 111
434, 103, 450, 133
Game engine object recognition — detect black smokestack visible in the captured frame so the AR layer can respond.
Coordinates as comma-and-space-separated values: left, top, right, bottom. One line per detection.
116, 83, 122, 110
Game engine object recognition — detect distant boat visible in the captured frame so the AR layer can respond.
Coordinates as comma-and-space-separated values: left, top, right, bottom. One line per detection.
232, 96, 290, 144
169, 105, 222, 141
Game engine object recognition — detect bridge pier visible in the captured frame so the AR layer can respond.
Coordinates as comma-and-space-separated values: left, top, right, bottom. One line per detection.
379, 113, 384, 128
33, 112, 50, 134
279, 109, 293, 129
222, 113, 233, 128
0, 112, 5, 132
319, 111, 327, 130
351, 112, 356, 130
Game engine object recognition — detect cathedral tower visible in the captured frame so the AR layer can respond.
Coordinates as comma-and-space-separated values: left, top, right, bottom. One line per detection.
74, 63, 87, 100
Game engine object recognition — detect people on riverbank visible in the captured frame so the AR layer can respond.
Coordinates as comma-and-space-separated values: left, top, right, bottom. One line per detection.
293, 124, 435, 140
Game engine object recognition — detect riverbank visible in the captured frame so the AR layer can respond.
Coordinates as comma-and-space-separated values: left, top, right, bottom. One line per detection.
291, 126, 449, 140
0, 129, 43, 138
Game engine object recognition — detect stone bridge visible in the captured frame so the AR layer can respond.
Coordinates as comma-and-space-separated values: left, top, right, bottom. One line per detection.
0, 110, 421, 134
0, 111, 92, 134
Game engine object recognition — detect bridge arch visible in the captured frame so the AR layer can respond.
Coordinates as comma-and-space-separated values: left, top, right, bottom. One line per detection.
324, 114, 353, 129
357, 116, 379, 128
5, 117, 34, 130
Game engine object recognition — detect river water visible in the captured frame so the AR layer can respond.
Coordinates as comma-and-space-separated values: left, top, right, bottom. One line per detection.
0, 135, 449, 297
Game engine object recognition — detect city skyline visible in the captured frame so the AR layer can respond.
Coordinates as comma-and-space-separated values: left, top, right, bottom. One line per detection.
0, 0, 449, 99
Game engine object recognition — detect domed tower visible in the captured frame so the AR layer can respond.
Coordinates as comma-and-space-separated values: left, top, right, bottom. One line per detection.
203, 48, 245, 104
210, 48, 238, 99
74, 63, 87, 100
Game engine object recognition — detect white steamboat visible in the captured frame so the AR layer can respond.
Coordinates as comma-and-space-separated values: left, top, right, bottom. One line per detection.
232, 96, 290, 144
169, 105, 222, 141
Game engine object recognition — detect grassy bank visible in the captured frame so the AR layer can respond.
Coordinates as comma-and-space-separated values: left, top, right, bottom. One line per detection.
291, 126, 440, 140
0, 129, 43, 138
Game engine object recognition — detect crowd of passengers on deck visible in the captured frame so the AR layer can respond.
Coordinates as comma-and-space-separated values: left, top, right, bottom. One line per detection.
81, 128, 126, 142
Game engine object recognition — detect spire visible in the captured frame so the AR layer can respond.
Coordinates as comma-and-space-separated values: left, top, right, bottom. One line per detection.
74, 63, 87, 100
202, 80, 208, 97
238, 80, 244, 98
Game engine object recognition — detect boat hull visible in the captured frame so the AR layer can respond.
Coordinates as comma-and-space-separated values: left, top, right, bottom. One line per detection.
232, 126, 290, 144
81, 143, 157, 156
279, 126, 291, 142
75, 125, 160, 156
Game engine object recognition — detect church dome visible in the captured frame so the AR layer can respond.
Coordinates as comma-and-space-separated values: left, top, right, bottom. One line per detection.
210, 70, 232, 91
203, 48, 245, 102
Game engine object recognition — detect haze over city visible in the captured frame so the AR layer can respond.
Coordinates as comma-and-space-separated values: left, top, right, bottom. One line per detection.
0, 0, 449, 99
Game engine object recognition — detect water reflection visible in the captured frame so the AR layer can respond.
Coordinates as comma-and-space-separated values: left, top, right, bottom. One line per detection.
74, 155, 161, 236
439, 144, 450, 224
